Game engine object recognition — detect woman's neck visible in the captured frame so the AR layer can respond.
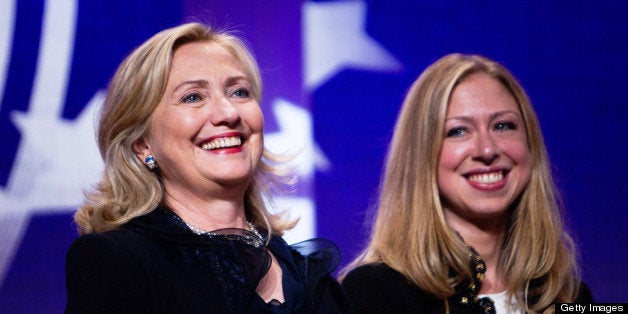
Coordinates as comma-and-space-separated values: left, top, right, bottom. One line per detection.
163, 189, 249, 231
445, 211, 508, 294
462, 229, 506, 294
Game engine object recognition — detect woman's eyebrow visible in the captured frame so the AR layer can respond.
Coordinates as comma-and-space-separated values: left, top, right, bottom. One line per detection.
172, 79, 209, 93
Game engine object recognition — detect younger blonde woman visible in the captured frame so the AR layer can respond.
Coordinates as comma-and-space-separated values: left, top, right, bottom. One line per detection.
341, 54, 592, 313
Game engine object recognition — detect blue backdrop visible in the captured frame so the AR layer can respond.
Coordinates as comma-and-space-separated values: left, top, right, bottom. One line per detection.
0, 1, 626, 312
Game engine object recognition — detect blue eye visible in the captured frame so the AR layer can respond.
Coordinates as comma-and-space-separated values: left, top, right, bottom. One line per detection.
495, 122, 516, 131
182, 92, 202, 103
232, 88, 251, 98
446, 127, 468, 137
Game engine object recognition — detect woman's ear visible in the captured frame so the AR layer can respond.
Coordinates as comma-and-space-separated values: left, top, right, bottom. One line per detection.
132, 137, 151, 160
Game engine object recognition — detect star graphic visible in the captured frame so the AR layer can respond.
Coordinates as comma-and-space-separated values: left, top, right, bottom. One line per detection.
0, 0, 79, 285
264, 98, 330, 243
265, 98, 331, 179
0, 91, 103, 285
303, 0, 403, 90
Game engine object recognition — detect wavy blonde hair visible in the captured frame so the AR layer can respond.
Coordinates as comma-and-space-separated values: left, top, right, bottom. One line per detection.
342, 54, 580, 312
75, 22, 295, 236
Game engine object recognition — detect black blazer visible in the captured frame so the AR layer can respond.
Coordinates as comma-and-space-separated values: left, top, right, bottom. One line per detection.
342, 263, 593, 313
65, 207, 351, 313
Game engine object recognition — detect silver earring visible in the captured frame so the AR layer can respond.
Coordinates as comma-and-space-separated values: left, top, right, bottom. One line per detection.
145, 154, 158, 170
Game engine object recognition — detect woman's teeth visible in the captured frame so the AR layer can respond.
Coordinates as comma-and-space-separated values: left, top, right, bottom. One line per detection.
201, 136, 241, 150
468, 171, 503, 184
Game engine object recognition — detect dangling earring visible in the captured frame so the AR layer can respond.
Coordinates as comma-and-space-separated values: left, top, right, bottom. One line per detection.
145, 154, 158, 170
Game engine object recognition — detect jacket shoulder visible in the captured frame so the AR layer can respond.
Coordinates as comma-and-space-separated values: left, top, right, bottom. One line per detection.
65, 230, 152, 313
342, 263, 439, 313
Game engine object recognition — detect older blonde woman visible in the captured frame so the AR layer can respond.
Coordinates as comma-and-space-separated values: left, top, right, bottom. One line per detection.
65, 22, 351, 314
341, 54, 592, 313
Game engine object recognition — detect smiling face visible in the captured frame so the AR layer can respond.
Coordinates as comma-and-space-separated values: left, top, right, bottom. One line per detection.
134, 41, 264, 200
438, 72, 531, 225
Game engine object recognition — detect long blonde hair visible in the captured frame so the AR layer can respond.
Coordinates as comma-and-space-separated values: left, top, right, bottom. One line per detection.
343, 54, 580, 312
75, 22, 295, 236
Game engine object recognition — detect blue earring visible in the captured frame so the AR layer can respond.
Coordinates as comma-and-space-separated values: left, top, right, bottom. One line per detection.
145, 154, 158, 170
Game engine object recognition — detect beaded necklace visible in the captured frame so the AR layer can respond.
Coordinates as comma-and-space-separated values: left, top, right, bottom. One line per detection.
184, 220, 263, 240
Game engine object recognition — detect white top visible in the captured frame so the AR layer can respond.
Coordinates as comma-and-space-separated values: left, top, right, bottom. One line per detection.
478, 291, 524, 314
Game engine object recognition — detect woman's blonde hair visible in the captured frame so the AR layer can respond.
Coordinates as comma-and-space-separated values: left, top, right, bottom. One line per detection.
343, 53, 580, 312
75, 22, 295, 236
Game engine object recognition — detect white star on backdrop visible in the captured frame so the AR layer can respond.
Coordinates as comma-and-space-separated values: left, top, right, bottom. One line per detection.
0, 0, 78, 285
265, 98, 331, 178
303, 0, 403, 90
264, 99, 330, 244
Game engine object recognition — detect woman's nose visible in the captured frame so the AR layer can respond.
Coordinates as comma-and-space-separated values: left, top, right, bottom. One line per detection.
210, 96, 240, 126
472, 132, 499, 164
